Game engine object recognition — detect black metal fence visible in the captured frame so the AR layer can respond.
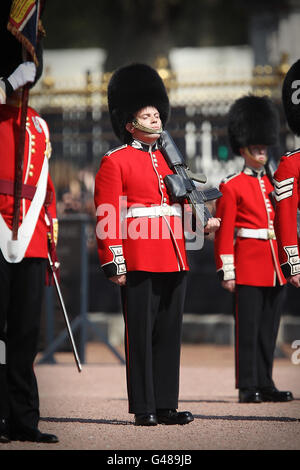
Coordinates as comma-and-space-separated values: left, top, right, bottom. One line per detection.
37, 101, 300, 358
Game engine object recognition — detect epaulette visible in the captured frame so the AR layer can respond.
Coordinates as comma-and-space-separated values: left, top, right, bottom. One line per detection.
283, 147, 300, 158
220, 172, 240, 184
105, 144, 128, 156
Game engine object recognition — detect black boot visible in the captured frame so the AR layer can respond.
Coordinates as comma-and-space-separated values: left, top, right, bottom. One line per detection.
0, 418, 10, 443
239, 389, 262, 403
11, 427, 59, 443
156, 409, 194, 425
134, 413, 158, 426
260, 387, 294, 402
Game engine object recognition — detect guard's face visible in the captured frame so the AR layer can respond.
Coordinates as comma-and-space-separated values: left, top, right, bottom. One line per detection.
126, 106, 162, 143
135, 106, 162, 132
248, 145, 268, 163
241, 145, 268, 167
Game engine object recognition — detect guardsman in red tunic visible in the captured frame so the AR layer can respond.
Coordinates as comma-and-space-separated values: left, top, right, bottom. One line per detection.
274, 59, 300, 288
214, 95, 293, 403
0, 20, 58, 443
94, 64, 219, 426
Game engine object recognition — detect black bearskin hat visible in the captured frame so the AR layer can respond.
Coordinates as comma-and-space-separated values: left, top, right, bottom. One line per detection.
228, 95, 280, 155
282, 59, 300, 136
0, 0, 44, 87
108, 63, 170, 143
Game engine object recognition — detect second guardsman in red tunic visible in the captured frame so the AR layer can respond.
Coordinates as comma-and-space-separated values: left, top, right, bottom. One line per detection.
214, 95, 293, 403
274, 59, 300, 288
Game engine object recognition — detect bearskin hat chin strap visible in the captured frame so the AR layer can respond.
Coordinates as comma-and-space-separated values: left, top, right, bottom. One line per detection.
244, 147, 268, 166
132, 118, 163, 134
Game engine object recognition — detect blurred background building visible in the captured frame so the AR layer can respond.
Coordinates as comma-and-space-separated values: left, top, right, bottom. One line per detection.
32, 0, 300, 357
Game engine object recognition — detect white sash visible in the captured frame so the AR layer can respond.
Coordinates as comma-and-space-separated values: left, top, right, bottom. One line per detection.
0, 156, 49, 263
0, 116, 50, 263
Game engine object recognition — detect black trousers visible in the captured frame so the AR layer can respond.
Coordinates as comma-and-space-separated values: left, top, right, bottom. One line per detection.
0, 251, 46, 432
234, 284, 285, 390
121, 271, 187, 414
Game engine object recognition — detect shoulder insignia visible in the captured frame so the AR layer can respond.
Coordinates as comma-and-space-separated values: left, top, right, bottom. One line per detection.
34, 116, 52, 159
31, 116, 43, 133
284, 147, 300, 158
105, 144, 127, 156
221, 173, 240, 184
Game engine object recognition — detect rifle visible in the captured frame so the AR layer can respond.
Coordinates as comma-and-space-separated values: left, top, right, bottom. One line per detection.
159, 130, 222, 231
266, 157, 300, 237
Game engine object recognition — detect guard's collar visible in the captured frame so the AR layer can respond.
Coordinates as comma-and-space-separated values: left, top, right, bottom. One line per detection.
130, 139, 159, 152
243, 165, 266, 178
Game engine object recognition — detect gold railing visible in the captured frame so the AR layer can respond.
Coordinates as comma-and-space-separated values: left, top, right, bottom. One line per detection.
29, 52, 290, 110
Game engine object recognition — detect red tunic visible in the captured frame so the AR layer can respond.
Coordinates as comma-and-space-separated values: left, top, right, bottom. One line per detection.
274, 149, 300, 278
214, 167, 286, 287
0, 104, 57, 259
94, 140, 189, 276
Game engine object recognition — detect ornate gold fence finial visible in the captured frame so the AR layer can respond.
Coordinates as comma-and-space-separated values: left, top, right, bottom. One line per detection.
154, 55, 177, 93
276, 52, 290, 82
41, 65, 55, 90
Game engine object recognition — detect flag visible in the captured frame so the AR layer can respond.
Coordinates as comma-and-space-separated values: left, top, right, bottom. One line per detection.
4, 0, 46, 242
7, 0, 44, 66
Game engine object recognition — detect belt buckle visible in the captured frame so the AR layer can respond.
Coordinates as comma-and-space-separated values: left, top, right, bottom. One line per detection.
268, 229, 275, 239
161, 205, 171, 216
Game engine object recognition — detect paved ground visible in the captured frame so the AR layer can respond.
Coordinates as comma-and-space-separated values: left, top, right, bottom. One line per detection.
1, 343, 300, 457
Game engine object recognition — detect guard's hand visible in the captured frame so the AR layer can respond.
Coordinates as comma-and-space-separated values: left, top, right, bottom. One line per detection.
7, 62, 36, 91
287, 273, 300, 288
222, 279, 235, 293
109, 274, 126, 286
204, 217, 221, 234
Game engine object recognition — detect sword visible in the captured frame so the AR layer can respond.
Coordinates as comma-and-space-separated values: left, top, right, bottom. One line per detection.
47, 252, 82, 373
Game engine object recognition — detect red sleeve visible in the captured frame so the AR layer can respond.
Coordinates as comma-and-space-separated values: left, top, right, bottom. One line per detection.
274, 155, 300, 278
214, 181, 237, 280
94, 155, 127, 278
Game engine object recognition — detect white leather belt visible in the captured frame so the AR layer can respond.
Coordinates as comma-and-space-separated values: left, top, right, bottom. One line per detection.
237, 228, 276, 240
126, 205, 182, 218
